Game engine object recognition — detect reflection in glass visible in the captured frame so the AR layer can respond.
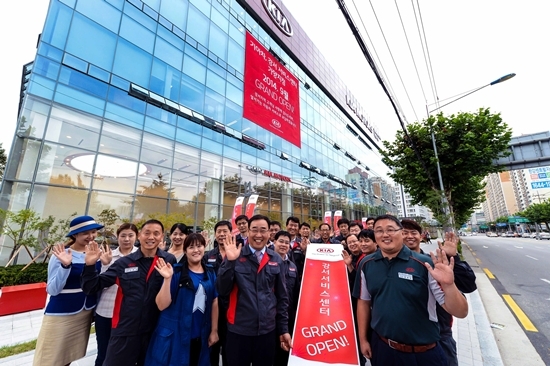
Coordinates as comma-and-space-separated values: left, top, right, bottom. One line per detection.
88, 190, 133, 220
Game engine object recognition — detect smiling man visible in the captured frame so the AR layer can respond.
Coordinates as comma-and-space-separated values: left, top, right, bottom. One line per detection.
81, 220, 176, 366
216, 214, 291, 366
353, 215, 468, 366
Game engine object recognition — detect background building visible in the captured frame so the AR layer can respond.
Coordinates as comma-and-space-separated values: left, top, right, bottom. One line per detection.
511, 166, 550, 210
0, 0, 395, 263
483, 171, 518, 222
393, 185, 433, 221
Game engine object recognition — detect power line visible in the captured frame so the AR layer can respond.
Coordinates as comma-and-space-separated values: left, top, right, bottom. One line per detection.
416, 0, 440, 106
410, 0, 436, 106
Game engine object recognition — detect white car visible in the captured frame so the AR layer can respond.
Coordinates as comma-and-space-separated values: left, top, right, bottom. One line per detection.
536, 232, 550, 240
521, 232, 531, 238
488, 232, 498, 237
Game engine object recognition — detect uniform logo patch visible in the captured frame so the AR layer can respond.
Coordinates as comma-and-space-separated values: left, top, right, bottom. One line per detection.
125, 267, 138, 273
239, 257, 247, 262
405, 267, 415, 273
398, 272, 413, 280
268, 261, 278, 266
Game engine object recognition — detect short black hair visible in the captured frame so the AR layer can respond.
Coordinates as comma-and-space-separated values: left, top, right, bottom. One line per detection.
286, 216, 300, 226
141, 219, 164, 233
299, 222, 311, 229
366, 217, 375, 222
345, 233, 358, 244
349, 221, 361, 230
337, 218, 350, 227
319, 223, 331, 230
214, 220, 232, 232
274, 230, 291, 241
401, 219, 422, 234
235, 215, 248, 223
373, 215, 403, 229
249, 214, 271, 227
270, 221, 282, 228
358, 229, 376, 242
170, 223, 189, 235
183, 232, 206, 251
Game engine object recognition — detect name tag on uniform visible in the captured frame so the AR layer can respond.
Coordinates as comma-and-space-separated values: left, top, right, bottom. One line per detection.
398, 272, 413, 280
268, 261, 278, 266
208, 258, 217, 262
125, 267, 139, 273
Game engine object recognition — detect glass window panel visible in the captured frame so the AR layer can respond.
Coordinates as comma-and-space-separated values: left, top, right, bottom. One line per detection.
175, 126, 201, 148
144, 118, 176, 139
105, 102, 145, 130
200, 151, 223, 179
157, 25, 185, 50
88, 65, 110, 82
204, 88, 225, 121
34, 55, 60, 80
227, 38, 244, 73
150, 58, 181, 101
208, 23, 228, 61
90, 156, 140, 195
54, 84, 105, 117
184, 44, 207, 65
46, 105, 101, 150
119, 14, 155, 53
38, 42, 64, 62
159, 0, 188, 30
186, 5, 209, 47
145, 104, 177, 125
201, 139, 222, 154
35, 142, 92, 188
13, 140, 41, 181
171, 170, 199, 201
41, 1, 72, 50
28, 75, 55, 100
29, 185, 87, 224
206, 69, 225, 96
224, 100, 242, 128
62, 53, 88, 73
107, 86, 146, 113
99, 121, 142, 160
154, 36, 183, 69
59, 66, 109, 99
226, 82, 242, 106
0, 183, 31, 219
136, 166, 171, 199
183, 54, 206, 83
210, 7, 229, 32
140, 132, 174, 168
76, 0, 121, 33
123, 1, 157, 32
173, 143, 200, 173
190, 0, 211, 16
66, 13, 117, 71
143, 0, 160, 12
17, 97, 50, 139
179, 74, 205, 113
112, 39, 153, 88
88, 190, 133, 220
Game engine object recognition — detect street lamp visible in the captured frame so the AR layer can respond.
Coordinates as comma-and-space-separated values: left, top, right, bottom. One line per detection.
425, 73, 516, 229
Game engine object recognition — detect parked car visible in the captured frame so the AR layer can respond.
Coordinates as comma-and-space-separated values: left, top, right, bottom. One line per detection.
505, 231, 515, 237
488, 232, 498, 237
530, 233, 538, 239
521, 232, 531, 238
535, 232, 550, 240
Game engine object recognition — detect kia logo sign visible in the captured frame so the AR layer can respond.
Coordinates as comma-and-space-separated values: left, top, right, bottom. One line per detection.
262, 0, 293, 37
272, 119, 281, 128
317, 248, 334, 253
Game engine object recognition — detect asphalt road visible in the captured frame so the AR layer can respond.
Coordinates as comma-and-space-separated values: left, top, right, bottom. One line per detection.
462, 235, 550, 364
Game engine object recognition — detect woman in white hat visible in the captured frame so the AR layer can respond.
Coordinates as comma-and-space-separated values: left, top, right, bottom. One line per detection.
33, 215, 106, 366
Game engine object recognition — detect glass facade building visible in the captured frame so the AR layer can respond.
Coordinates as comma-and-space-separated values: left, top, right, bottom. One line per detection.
1, 0, 397, 263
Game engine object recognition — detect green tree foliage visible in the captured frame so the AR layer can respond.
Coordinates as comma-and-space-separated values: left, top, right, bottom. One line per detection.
518, 200, 550, 230
0, 209, 44, 262
0, 142, 6, 181
97, 209, 121, 244
382, 108, 512, 227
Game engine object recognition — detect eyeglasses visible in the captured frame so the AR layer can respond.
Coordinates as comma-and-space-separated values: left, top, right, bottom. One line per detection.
249, 228, 269, 234
373, 228, 403, 236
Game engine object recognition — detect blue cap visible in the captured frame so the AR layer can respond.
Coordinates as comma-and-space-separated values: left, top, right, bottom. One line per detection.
66, 215, 104, 237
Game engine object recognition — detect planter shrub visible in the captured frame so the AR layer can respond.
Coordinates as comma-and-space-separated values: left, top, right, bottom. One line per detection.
0, 263, 48, 287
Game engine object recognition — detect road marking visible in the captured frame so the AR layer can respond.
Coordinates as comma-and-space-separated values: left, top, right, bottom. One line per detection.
483, 246, 488, 248
541, 279, 550, 285
514, 246, 523, 249
476, 258, 482, 265
535, 246, 542, 249
502, 294, 538, 332
483, 268, 495, 279
525, 255, 538, 261
472, 252, 477, 256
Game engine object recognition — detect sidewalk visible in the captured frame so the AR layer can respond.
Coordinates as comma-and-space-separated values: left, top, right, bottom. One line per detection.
1, 243, 503, 365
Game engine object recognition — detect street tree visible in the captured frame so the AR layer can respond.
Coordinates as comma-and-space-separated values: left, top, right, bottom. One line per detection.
382, 108, 512, 227
518, 200, 550, 230
0, 142, 6, 181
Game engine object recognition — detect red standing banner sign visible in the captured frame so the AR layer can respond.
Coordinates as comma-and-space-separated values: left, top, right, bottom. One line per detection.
243, 31, 301, 147
289, 244, 360, 366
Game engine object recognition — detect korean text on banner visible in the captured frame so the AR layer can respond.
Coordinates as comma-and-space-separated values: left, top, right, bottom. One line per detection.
231, 197, 245, 235
243, 31, 301, 147
361, 218, 367, 229
324, 211, 332, 226
288, 244, 359, 366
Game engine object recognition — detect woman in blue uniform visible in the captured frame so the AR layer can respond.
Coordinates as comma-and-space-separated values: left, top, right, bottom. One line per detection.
146, 233, 219, 366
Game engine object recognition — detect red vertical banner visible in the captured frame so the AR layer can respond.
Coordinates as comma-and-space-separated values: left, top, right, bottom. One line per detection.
231, 197, 245, 235
289, 244, 359, 366
361, 217, 367, 229
245, 194, 259, 219
333, 211, 342, 237
324, 211, 332, 226
243, 31, 301, 147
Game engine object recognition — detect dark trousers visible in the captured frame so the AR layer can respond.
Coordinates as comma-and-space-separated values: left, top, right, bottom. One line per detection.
94, 314, 112, 366
439, 334, 458, 366
190, 337, 202, 366
371, 332, 447, 366
225, 330, 276, 366
103, 332, 153, 366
